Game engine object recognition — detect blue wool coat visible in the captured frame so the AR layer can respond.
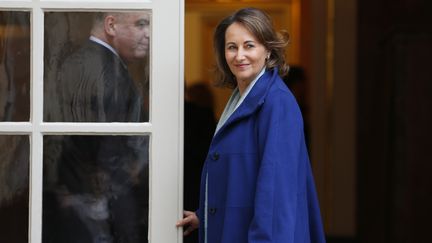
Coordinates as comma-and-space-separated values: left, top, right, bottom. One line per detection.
197, 68, 326, 243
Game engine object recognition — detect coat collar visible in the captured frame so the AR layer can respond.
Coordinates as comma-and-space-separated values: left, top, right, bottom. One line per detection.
213, 68, 279, 139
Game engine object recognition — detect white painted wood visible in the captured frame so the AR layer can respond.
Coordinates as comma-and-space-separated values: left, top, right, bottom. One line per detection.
0, 123, 33, 133
39, 123, 153, 134
29, 6, 44, 243
41, 0, 152, 3
149, 1, 184, 242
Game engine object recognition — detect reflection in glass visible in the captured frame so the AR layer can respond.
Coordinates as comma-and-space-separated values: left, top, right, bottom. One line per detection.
43, 135, 149, 243
0, 135, 29, 243
0, 11, 30, 121
43, 11, 150, 122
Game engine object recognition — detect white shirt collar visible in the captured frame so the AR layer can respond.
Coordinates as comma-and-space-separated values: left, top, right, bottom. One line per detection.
90, 36, 128, 67
89, 36, 118, 56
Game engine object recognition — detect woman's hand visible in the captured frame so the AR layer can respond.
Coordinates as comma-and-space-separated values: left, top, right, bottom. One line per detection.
176, 210, 199, 236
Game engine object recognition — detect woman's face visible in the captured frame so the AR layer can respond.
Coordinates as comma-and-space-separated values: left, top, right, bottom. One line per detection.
224, 22, 268, 86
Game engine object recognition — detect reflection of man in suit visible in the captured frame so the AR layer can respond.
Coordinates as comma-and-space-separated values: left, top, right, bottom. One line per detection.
43, 12, 150, 243
47, 12, 150, 122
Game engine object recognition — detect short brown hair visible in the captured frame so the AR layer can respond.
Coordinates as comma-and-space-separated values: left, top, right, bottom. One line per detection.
213, 8, 289, 88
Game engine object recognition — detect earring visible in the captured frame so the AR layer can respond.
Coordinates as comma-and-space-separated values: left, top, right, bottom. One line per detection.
266, 53, 271, 60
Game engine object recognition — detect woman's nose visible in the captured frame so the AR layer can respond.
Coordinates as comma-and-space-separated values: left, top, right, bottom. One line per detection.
235, 48, 245, 61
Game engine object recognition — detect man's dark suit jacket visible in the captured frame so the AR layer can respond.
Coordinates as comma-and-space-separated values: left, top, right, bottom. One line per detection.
43, 40, 148, 243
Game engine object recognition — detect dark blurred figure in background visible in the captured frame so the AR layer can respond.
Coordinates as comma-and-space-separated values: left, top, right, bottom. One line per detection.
283, 66, 310, 149
183, 82, 216, 243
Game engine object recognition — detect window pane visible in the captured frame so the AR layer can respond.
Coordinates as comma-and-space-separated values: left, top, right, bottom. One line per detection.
43, 135, 149, 243
43, 11, 150, 122
0, 135, 29, 243
0, 11, 30, 122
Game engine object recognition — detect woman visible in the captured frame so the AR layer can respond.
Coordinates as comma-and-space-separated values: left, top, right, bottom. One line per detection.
177, 8, 326, 243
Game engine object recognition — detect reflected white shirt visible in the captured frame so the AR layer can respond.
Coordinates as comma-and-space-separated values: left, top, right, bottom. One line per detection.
89, 36, 119, 57
89, 36, 128, 68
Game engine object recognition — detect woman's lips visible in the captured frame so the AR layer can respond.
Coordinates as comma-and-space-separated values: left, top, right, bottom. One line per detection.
235, 64, 249, 69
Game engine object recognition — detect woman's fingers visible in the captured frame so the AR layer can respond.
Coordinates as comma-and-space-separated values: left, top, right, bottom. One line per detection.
176, 217, 190, 227
176, 211, 193, 226
176, 210, 199, 235
183, 225, 197, 236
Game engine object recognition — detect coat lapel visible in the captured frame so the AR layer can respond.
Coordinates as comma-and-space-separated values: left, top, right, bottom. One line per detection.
212, 68, 279, 141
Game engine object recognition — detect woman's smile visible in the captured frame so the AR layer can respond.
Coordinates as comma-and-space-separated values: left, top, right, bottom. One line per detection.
224, 22, 268, 91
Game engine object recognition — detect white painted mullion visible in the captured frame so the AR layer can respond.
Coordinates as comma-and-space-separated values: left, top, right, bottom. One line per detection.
29, 131, 43, 243
0, 123, 33, 134
40, 122, 152, 134
29, 3, 44, 243
0, 1, 33, 9
39, 1, 152, 11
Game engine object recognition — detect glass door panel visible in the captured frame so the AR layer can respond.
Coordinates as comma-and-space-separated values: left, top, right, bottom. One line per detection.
0, 11, 30, 122
43, 135, 149, 243
43, 11, 150, 123
0, 135, 29, 243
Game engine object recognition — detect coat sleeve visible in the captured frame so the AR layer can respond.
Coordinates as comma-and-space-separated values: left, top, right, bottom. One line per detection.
248, 89, 305, 243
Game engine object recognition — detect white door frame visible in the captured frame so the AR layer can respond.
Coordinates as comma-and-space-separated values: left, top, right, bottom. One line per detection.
0, 1, 184, 242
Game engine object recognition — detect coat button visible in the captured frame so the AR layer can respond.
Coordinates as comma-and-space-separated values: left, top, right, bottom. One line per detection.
211, 152, 219, 161
209, 208, 217, 215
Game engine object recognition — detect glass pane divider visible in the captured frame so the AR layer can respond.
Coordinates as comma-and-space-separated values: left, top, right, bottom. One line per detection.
39, 1, 153, 11
0, 123, 33, 133
38, 122, 153, 134
29, 132, 43, 243
0, 2, 34, 9
29, 6, 43, 243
